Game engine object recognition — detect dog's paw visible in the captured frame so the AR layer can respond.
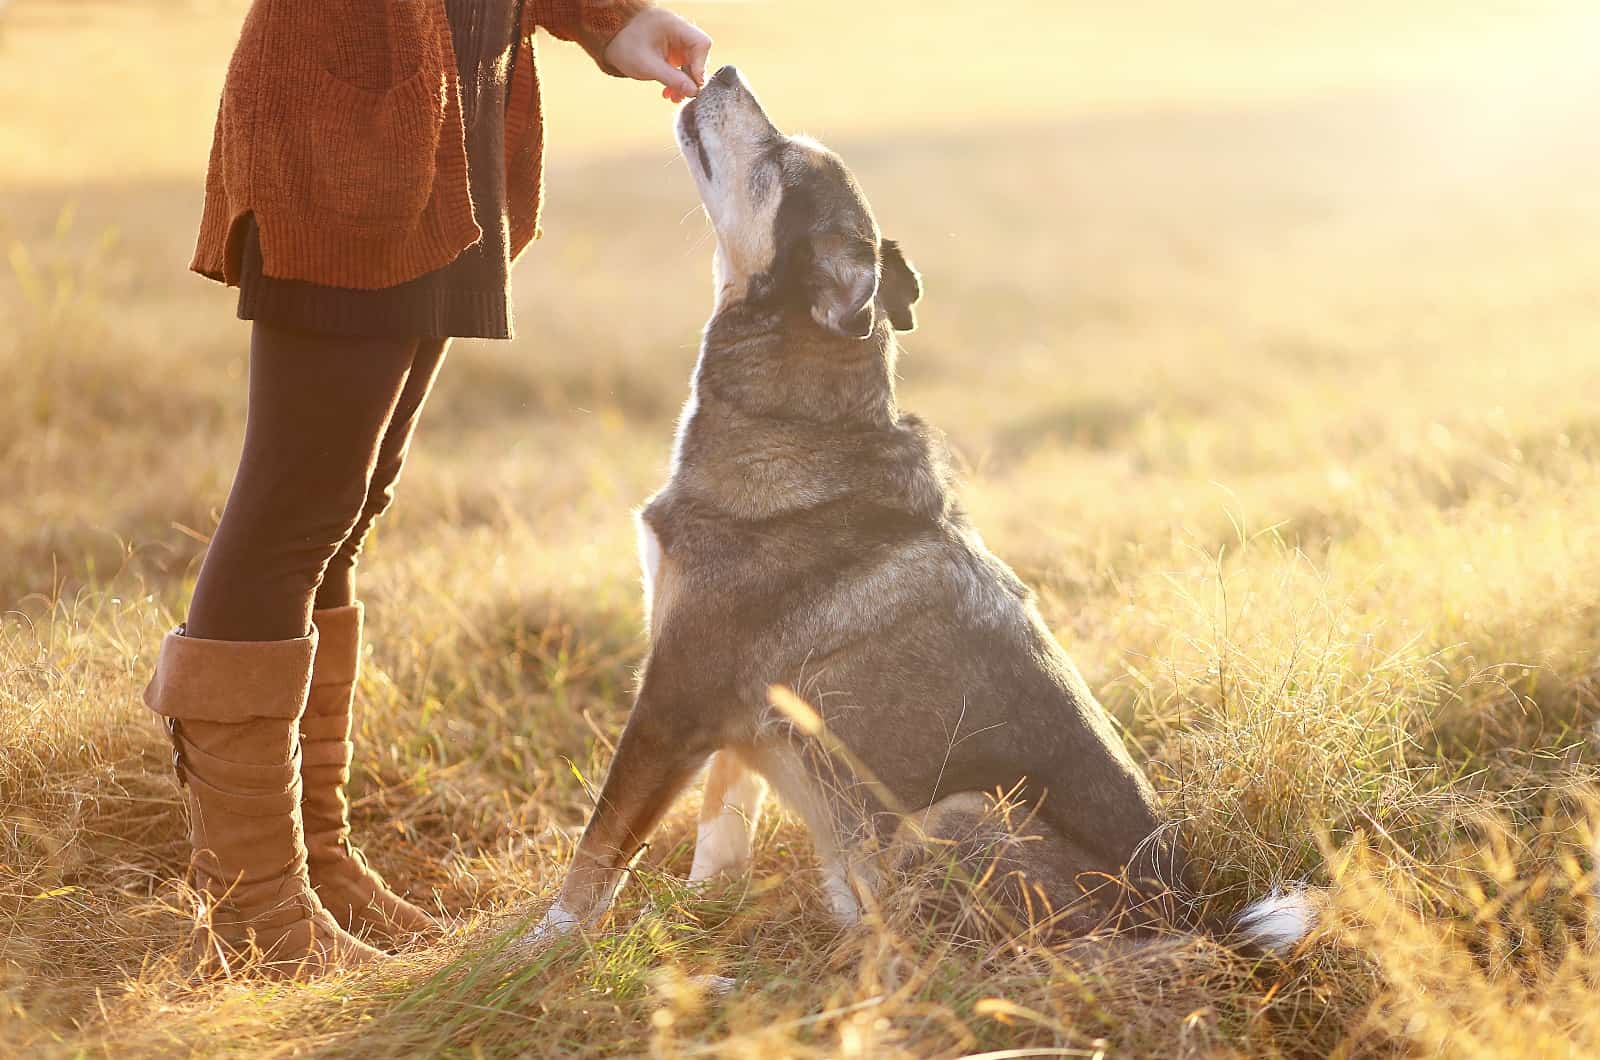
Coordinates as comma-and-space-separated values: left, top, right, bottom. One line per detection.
692, 973, 739, 998
516, 903, 581, 950
688, 821, 754, 883
687, 852, 751, 885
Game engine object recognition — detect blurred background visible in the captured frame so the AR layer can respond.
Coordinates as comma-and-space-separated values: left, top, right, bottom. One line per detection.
4, 0, 1599, 606
5, 2, 1600, 1055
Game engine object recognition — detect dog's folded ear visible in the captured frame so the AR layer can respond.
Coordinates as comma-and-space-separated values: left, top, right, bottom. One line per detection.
805, 237, 922, 339
879, 239, 922, 331
808, 237, 880, 339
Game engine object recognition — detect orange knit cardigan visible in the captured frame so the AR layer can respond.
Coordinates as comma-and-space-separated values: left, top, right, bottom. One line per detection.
192, 0, 649, 290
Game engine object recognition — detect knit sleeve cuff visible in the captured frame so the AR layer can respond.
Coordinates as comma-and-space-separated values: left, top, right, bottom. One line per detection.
529, 0, 654, 76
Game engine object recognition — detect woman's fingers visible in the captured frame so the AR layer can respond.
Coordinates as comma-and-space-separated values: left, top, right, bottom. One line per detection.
637, 51, 700, 98
604, 9, 712, 99
681, 25, 712, 87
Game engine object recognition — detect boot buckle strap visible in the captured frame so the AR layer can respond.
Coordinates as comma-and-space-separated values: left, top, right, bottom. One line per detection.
165, 716, 189, 787
341, 835, 379, 878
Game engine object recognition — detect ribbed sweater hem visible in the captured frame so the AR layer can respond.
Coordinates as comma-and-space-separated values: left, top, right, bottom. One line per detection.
252, 210, 483, 292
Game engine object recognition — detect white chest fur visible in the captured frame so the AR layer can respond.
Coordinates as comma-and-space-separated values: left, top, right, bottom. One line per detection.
635, 512, 664, 632
636, 371, 703, 638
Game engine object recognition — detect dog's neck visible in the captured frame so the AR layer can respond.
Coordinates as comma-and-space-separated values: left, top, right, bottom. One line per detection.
695, 300, 900, 431
659, 299, 951, 525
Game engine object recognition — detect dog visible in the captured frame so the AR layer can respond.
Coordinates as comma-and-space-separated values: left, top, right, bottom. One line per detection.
529, 66, 1312, 951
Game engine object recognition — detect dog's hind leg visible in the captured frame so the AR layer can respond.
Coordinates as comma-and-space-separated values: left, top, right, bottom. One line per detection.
747, 740, 881, 928
526, 686, 714, 943
891, 792, 1136, 940
689, 750, 768, 882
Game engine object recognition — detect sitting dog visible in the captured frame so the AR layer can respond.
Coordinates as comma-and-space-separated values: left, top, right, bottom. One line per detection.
530, 67, 1310, 950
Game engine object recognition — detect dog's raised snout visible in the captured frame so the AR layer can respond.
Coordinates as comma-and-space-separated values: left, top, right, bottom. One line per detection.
708, 65, 740, 88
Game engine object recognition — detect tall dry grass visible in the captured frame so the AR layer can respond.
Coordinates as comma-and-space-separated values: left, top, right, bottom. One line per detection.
5, 1, 1600, 1055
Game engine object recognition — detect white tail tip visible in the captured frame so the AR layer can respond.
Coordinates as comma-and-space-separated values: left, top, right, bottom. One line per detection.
1234, 886, 1316, 954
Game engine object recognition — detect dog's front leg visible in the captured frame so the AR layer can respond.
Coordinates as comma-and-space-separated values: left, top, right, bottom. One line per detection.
526, 687, 712, 944
689, 750, 768, 882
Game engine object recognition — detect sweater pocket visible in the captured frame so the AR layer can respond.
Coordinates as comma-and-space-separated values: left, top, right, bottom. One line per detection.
275, 51, 448, 232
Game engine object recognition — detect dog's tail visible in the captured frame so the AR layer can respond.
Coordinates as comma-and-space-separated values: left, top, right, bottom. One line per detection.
1121, 825, 1319, 956
1225, 884, 1318, 955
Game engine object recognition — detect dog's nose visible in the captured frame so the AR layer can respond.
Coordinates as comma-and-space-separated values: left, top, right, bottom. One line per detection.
709, 65, 740, 88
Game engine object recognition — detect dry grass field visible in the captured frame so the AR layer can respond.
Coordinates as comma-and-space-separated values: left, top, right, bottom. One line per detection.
5, 1, 1600, 1055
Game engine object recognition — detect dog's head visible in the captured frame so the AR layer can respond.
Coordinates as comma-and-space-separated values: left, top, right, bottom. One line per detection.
677, 66, 922, 339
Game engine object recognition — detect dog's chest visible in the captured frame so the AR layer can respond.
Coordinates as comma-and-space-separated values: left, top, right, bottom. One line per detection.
636, 494, 707, 639
635, 510, 674, 638
636, 487, 757, 639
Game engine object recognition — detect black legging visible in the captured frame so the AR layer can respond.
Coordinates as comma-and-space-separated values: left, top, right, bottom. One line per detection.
185, 322, 449, 642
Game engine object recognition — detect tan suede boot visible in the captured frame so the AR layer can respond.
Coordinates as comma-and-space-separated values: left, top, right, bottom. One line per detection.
302, 604, 440, 947
145, 629, 384, 979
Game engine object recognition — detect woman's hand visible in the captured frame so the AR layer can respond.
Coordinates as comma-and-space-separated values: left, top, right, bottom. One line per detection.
604, 8, 713, 103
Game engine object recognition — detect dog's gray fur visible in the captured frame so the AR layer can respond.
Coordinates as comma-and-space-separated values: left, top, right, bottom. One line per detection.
528, 68, 1269, 946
